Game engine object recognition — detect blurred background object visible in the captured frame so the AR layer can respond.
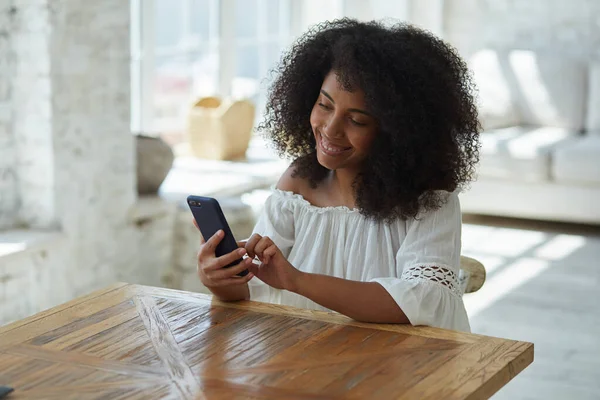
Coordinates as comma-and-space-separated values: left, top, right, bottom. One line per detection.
136, 134, 175, 194
186, 97, 255, 160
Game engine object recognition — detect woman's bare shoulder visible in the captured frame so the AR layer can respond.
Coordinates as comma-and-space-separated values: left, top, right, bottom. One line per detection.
276, 164, 313, 198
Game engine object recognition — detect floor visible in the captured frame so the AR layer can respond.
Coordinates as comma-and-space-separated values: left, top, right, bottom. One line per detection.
461, 215, 600, 400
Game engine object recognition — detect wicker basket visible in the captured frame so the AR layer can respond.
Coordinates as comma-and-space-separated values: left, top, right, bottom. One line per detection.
186, 97, 255, 160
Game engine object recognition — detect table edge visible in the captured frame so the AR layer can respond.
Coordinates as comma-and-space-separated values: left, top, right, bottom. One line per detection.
465, 342, 534, 400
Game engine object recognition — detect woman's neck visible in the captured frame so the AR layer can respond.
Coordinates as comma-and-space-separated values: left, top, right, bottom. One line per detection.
328, 168, 359, 208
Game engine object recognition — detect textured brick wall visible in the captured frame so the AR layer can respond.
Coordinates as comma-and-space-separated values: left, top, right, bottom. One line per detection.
48, 0, 137, 295
445, 0, 600, 59
0, 237, 71, 324
0, 0, 134, 230
12, 1, 55, 229
0, 2, 18, 230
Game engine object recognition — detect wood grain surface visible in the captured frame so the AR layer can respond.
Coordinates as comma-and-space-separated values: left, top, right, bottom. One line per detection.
0, 283, 533, 399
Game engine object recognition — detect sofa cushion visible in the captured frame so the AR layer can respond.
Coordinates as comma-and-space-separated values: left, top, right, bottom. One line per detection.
586, 63, 600, 134
478, 126, 577, 182
552, 135, 600, 186
470, 50, 587, 131
508, 51, 587, 130
469, 49, 520, 130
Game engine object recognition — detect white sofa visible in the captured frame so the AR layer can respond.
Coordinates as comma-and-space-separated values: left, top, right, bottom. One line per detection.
459, 49, 600, 225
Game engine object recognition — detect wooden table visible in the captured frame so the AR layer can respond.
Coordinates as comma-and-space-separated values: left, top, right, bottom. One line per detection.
0, 283, 533, 399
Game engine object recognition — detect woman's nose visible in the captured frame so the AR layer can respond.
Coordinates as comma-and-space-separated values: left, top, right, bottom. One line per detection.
323, 115, 344, 139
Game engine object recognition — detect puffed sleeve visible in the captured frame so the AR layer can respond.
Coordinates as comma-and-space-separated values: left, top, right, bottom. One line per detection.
370, 192, 471, 332
247, 190, 295, 302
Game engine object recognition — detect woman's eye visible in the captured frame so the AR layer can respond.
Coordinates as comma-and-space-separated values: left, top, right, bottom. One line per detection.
318, 103, 331, 110
350, 119, 367, 127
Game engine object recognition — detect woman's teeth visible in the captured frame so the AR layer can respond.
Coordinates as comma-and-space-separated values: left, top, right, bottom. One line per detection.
320, 135, 350, 153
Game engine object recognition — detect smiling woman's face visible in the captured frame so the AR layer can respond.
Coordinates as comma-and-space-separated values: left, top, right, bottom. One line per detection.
310, 71, 378, 172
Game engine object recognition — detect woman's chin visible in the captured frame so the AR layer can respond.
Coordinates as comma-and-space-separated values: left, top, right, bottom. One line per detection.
316, 153, 339, 170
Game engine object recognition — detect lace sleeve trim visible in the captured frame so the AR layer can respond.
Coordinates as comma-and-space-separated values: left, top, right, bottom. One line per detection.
400, 263, 463, 297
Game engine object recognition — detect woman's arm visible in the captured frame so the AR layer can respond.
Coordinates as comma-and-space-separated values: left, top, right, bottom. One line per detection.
244, 234, 410, 324
291, 272, 410, 324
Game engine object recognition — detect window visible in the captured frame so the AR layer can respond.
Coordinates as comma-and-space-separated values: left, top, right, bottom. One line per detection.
150, 0, 221, 143
231, 0, 291, 107
132, 0, 292, 146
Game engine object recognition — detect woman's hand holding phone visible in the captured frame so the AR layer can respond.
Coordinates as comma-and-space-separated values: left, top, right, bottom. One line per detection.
241, 233, 303, 293
195, 219, 254, 295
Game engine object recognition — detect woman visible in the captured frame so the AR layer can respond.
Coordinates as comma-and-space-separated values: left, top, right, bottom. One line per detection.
196, 19, 480, 332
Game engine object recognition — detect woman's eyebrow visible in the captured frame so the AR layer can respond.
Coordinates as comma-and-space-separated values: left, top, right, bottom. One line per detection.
320, 90, 372, 116
320, 90, 335, 103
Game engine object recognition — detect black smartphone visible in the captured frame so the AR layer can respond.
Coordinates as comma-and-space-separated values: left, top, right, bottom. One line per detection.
0, 386, 13, 398
187, 195, 248, 277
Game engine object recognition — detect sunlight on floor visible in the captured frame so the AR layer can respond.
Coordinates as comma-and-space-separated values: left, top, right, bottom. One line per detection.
464, 258, 549, 317
462, 224, 548, 257
534, 234, 587, 260
461, 223, 587, 317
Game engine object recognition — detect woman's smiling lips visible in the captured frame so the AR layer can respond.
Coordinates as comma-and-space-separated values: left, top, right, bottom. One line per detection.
317, 131, 352, 156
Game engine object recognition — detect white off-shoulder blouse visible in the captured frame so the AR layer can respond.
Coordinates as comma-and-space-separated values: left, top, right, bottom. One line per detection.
248, 188, 471, 332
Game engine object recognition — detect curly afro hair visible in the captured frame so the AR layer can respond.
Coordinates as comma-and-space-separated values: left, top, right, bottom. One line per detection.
257, 18, 481, 222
